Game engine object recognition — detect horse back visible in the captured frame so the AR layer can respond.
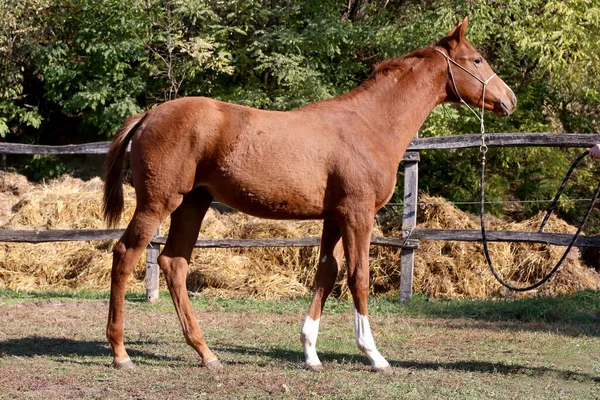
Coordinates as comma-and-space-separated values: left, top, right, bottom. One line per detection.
129, 97, 397, 219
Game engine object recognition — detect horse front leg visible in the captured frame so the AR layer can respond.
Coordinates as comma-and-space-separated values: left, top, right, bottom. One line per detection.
340, 211, 392, 373
301, 219, 343, 371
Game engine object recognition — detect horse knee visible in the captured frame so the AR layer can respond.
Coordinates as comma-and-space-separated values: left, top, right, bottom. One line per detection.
112, 241, 127, 261
347, 274, 369, 295
158, 254, 188, 288
157, 254, 173, 275
106, 320, 123, 343
111, 241, 137, 278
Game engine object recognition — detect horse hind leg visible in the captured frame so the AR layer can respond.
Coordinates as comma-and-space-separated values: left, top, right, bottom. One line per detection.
156, 187, 222, 370
301, 219, 343, 371
107, 205, 171, 369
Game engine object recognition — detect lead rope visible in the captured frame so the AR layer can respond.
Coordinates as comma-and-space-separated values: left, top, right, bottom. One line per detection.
437, 48, 600, 291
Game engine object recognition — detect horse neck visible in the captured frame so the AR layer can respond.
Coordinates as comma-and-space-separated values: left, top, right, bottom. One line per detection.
342, 54, 447, 163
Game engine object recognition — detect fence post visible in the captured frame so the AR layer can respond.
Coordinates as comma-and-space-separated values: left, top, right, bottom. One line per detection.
146, 228, 160, 302
400, 151, 419, 302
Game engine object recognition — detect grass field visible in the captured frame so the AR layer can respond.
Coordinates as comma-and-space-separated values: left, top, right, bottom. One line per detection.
0, 290, 599, 399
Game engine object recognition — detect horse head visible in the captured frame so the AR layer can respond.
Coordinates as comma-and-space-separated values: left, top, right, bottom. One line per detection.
436, 16, 517, 117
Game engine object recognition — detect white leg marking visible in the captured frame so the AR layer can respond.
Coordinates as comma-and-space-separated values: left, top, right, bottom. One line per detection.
301, 315, 322, 368
354, 309, 390, 370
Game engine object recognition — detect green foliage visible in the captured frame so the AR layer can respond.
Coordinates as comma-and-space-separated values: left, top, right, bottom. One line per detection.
144, 0, 234, 102
30, 0, 149, 135
0, 0, 46, 136
24, 155, 68, 181
1, 0, 599, 229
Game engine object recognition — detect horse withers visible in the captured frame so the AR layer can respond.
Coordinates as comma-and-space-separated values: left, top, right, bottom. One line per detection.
103, 16, 516, 372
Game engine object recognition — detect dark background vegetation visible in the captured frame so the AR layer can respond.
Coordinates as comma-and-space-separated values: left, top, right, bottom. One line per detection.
1, 0, 599, 230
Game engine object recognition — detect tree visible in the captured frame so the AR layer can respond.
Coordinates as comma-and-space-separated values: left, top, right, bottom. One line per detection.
0, 0, 46, 137
1, 0, 599, 233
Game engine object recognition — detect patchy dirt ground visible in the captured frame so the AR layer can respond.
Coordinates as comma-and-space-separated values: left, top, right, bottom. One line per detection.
0, 297, 599, 399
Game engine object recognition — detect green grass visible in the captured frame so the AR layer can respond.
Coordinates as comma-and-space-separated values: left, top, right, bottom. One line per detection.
2, 288, 599, 324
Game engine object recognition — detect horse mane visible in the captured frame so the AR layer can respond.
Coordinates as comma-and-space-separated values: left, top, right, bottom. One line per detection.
335, 46, 437, 102
370, 46, 436, 80
299, 45, 437, 108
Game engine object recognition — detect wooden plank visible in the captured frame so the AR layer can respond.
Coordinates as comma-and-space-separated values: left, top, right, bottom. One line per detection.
1, 133, 598, 155
401, 151, 420, 162
150, 236, 419, 249
371, 236, 420, 249
2, 228, 598, 248
407, 133, 600, 151
400, 153, 419, 302
0, 229, 419, 248
0, 142, 112, 155
0, 229, 124, 242
410, 228, 600, 247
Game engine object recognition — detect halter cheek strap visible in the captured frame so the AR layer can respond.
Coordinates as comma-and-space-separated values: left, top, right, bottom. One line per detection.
435, 48, 496, 141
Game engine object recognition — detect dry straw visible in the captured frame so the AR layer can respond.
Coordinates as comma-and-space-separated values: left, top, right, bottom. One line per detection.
0, 172, 597, 298
406, 194, 599, 298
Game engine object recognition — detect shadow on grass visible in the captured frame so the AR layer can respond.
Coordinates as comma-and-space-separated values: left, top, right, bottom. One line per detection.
390, 359, 600, 383
215, 343, 600, 383
378, 290, 600, 337
0, 337, 184, 365
212, 343, 353, 366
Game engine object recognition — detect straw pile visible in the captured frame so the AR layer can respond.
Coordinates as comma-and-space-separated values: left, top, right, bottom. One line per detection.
402, 194, 600, 298
186, 213, 400, 299
0, 172, 143, 292
0, 172, 597, 298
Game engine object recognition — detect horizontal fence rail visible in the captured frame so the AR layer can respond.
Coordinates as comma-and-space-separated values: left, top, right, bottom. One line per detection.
2, 132, 600, 301
3, 228, 600, 248
2, 132, 600, 155
410, 228, 600, 247
0, 142, 113, 154
0, 230, 418, 249
408, 133, 600, 150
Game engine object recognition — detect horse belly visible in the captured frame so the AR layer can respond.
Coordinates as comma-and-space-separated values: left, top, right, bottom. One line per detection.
206, 171, 330, 220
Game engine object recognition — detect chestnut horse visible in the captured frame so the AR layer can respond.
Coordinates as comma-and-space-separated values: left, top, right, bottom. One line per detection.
103, 16, 516, 372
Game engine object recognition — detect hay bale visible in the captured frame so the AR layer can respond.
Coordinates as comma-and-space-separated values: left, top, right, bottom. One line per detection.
0, 175, 146, 292
0, 175, 597, 299
0, 171, 32, 226
399, 194, 600, 299
188, 215, 323, 299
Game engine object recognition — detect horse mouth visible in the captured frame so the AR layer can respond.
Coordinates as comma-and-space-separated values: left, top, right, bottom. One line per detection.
494, 100, 513, 117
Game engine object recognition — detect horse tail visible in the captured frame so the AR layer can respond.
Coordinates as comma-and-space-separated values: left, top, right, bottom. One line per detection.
103, 113, 147, 228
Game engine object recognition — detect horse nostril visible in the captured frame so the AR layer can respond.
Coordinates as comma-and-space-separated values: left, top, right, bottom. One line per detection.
495, 99, 512, 116
511, 93, 517, 108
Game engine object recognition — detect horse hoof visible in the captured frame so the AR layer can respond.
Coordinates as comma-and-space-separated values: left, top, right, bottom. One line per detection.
113, 358, 135, 370
305, 363, 323, 372
371, 364, 393, 373
205, 359, 224, 372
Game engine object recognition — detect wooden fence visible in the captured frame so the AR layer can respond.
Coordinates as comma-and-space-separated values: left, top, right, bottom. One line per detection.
2, 132, 600, 302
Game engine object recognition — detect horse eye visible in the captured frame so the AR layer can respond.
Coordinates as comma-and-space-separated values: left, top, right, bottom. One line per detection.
474, 58, 483, 65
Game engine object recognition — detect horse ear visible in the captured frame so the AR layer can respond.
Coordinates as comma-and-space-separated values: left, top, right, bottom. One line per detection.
445, 21, 461, 41
458, 16, 469, 39
440, 16, 469, 50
